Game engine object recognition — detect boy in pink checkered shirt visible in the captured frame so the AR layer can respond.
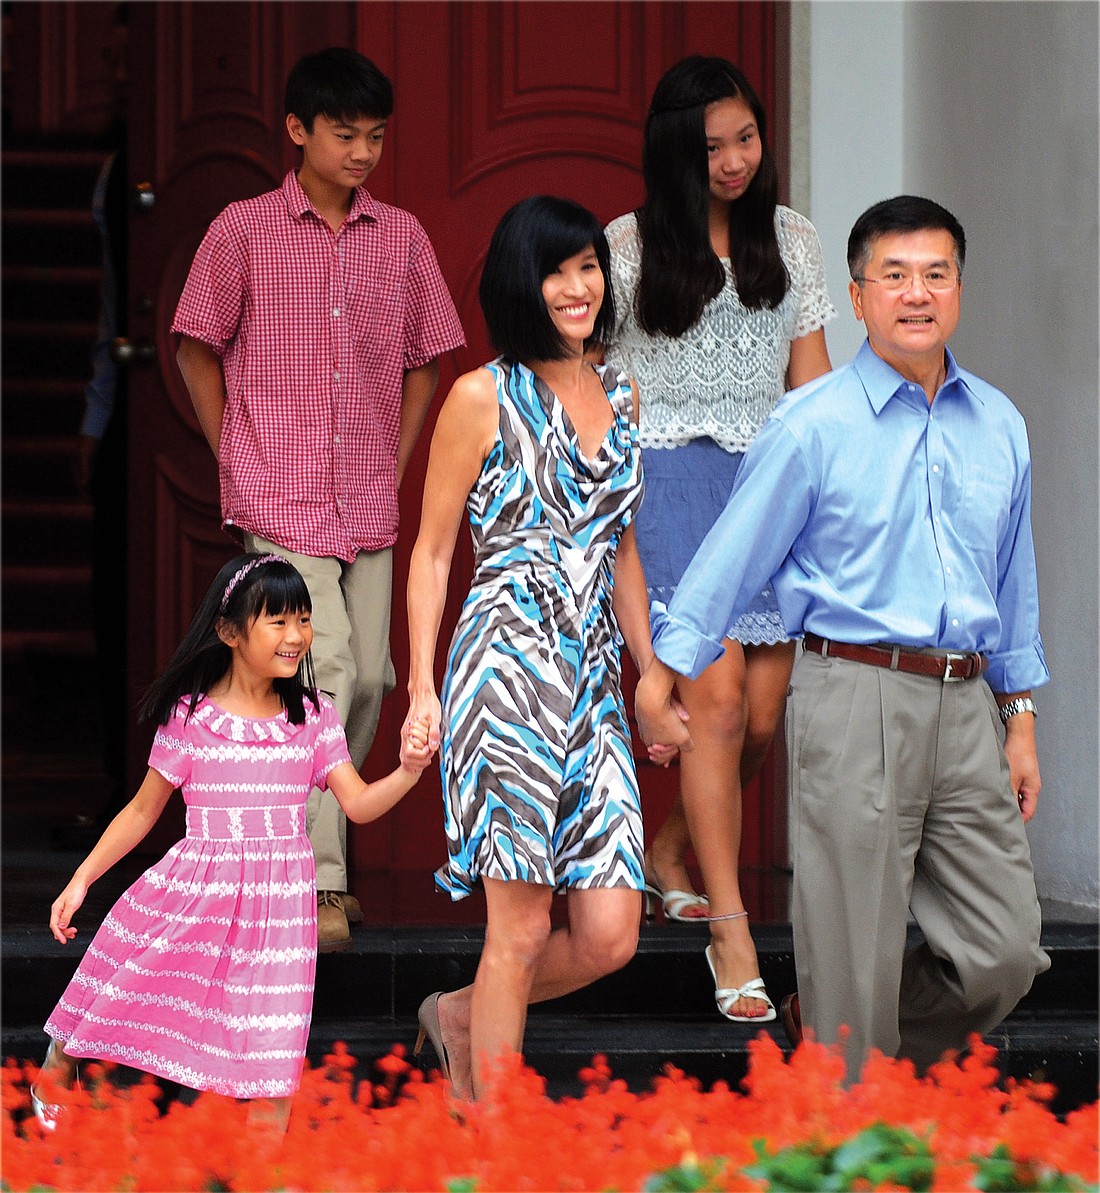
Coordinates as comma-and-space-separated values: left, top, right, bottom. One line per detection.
173, 48, 465, 950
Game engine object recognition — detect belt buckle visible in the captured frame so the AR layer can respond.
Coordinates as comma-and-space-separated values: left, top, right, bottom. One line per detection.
942, 652, 972, 682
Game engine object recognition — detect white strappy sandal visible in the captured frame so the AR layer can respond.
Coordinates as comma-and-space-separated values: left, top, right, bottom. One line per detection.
705, 942, 776, 1023
643, 880, 711, 922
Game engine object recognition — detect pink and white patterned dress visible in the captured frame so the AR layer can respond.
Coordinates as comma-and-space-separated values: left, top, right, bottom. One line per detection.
44, 694, 350, 1099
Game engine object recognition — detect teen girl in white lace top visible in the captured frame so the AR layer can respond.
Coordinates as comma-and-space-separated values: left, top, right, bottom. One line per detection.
607, 55, 835, 1022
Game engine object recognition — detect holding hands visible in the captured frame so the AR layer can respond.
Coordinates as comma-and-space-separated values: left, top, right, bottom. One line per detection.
400, 713, 437, 774
636, 658, 694, 761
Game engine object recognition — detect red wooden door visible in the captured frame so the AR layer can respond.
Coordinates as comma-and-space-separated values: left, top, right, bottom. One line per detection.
372, 2, 789, 920
123, 1, 788, 914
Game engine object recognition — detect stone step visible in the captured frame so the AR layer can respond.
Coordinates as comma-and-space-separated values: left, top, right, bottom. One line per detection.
1, 564, 93, 632
4, 920, 1094, 1027
1, 378, 85, 437
3, 1012, 1095, 1116
1, 208, 100, 268
0, 643, 101, 757
2, 501, 93, 566
3, 266, 102, 321
1, 149, 107, 210
2, 438, 82, 501
2, 318, 98, 379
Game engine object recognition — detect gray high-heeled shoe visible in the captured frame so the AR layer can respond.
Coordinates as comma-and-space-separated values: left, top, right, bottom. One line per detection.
413, 991, 452, 1083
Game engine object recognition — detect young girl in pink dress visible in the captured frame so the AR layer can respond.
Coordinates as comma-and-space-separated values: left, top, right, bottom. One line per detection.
32, 552, 431, 1131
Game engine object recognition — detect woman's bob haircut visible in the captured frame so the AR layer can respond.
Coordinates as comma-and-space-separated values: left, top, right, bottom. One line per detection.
479, 195, 616, 362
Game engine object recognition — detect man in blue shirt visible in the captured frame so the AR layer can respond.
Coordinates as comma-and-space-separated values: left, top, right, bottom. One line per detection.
636, 195, 1050, 1079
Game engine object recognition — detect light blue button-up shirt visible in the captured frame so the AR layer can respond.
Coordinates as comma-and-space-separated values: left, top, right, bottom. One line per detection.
651, 340, 1049, 696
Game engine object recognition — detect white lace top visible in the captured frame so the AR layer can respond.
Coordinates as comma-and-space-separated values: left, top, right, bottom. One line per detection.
606, 208, 836, 452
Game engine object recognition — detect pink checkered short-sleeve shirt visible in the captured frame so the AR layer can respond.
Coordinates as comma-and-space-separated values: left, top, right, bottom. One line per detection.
172, 172, 465, 561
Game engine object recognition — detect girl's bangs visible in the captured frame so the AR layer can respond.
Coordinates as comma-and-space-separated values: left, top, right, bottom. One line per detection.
245, 568, 313, 618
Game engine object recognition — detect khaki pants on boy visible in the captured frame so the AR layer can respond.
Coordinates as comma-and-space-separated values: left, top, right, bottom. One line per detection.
244, 533, 397, 892
785, 647, 1050, 1080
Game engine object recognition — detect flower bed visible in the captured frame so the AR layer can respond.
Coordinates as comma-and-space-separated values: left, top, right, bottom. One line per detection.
3, 1036, 1096, 1191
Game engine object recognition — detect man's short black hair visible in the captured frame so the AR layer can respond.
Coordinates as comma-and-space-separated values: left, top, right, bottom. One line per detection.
479, 196, 616, 363
847, 195, 967, 279
285, 47, 393, 130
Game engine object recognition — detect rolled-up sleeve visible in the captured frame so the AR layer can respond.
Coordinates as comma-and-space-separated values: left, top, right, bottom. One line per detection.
402, 223, 465, 370
171, 216, 246, 354
652, 418, 813, 678
986, 447, 1050, 694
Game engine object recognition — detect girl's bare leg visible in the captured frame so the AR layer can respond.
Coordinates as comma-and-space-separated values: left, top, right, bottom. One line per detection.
36, 1039, 79, 1089
669, 640, 794, 1017
675, 646, 761, 1016
740, 641, 797, 785
646, 642, 795, 916
247, 1095, 292, 1140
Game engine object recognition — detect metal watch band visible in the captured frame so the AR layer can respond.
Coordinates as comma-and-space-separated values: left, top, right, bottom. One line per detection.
999, 696, 1037, 723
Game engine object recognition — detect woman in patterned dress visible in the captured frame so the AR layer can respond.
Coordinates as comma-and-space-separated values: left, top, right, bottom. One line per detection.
33, 553, 430, 1132
405, 196, 679, 1098
605, 56, 835, 1022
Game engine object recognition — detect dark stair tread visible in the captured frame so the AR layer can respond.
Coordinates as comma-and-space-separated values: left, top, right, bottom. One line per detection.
2, 501, 93, 520
4, 265, 101, 284
3, 378, 86, 397
3, 563, 93, 582
1, 629, 97, 656
2, 149, 108, 169
3, 318, 99, 340
2, 208, 97, 228
4, 1013, 1095, 1074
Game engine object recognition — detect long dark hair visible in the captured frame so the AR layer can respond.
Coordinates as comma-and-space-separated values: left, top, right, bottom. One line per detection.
139, 553, 319, 727
636, 55, 787, 337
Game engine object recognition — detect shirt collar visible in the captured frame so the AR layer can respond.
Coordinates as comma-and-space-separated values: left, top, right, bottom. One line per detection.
853, 339, 974, 413
280, 170, 378, 225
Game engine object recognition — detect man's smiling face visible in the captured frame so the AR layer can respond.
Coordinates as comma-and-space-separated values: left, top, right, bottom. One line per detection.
849, 229, 963, 379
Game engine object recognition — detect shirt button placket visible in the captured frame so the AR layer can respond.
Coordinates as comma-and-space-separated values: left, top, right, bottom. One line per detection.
332, 240, 346, 541
326, 242, 345, 532
925, 411, 952, 608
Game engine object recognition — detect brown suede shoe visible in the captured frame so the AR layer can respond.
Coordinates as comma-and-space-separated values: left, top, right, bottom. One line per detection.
780, 993, 803, 1048
317, 890, 351, 952
342, 893, 364, 925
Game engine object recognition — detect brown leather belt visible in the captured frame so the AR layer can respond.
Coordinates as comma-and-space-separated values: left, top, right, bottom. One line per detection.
802, 633, 988, 683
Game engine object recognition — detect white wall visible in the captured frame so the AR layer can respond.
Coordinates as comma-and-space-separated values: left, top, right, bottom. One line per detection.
802, 0, 1099, 913
805, 1, 907, 360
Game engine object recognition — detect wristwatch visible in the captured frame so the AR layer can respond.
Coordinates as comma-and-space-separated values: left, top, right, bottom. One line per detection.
999, 696, 1037, 724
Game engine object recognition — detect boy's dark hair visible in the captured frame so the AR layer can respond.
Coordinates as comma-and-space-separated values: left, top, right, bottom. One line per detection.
637, 55, 787, 337
139, 553, 319, 728
284, 47, 393, 130
479, 195, 616, 363
847, 195, 967, 279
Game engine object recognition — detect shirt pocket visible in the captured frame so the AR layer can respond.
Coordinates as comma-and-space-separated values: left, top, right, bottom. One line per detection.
956, 459, 1011, 553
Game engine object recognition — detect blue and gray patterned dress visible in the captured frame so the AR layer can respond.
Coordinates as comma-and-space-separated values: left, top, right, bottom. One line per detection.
436, 357, 646, 898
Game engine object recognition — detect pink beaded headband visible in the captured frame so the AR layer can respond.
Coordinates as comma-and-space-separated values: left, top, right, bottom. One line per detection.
220, 554, 284, 612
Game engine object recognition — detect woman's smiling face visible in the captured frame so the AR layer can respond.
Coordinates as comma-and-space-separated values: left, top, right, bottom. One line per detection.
541, 244, 605, 353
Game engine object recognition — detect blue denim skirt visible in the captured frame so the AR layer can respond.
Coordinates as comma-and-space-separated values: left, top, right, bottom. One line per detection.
634, 438, 788, 646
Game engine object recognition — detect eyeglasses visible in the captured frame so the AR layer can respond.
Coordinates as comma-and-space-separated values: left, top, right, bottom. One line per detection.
854, 270, 960, 293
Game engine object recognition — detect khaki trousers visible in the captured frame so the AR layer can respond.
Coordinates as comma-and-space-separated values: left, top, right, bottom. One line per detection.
786, 647, 1050, 1079
244, 533, 397, 892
